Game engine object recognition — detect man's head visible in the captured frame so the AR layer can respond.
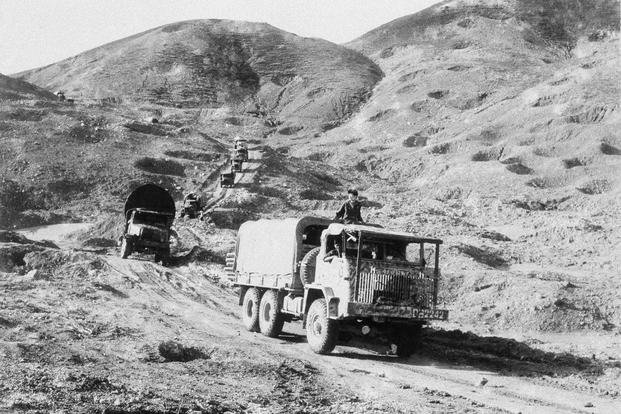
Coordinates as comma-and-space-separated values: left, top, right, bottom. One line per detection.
347, 188, 359, 201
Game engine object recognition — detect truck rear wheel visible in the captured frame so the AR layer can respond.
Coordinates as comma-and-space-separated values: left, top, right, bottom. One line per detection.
120, 238, 131, 259
242, 288, 261, 332
258, 290, 284, 337
299, 247, 321, 286
306, 298, 338, 354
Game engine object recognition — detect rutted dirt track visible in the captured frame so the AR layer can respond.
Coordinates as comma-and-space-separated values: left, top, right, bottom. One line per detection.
92, 256, 621, 413
1, 235, 620, 413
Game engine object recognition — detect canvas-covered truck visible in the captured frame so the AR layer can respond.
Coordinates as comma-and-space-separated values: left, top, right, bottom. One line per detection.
230, 216, 448, 355
120, 184, 175, 264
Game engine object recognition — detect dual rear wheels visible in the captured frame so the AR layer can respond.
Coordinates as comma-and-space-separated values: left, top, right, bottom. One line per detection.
241, 289, 339, 354
241, 288, 284, 337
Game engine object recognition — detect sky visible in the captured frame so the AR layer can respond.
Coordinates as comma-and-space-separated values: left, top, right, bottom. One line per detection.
0, 0, 439, 75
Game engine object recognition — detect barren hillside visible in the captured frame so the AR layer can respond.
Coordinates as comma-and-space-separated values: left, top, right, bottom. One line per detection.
0, 73, 56, 100
16, 19, 382, 129
282, 0, 621, 332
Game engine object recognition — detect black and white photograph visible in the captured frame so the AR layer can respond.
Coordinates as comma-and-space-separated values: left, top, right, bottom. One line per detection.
0, 0, 620, 412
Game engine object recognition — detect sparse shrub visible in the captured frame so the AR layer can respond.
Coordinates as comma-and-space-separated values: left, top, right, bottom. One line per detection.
506, 163, 533, 175
457, 18, 473, 28
600, 142, 621, 155
359, 145, 388, 153
306, 152, 330, 161
253, 186, 286, 198
435, 187, 463, 201
0, 179, 32, 211
368, 109, 395, 122
224, 116, 242, 125
164, 150, 220, 162
299, 189, 332, 200
428, 90, 449, 99
134, 157, 185, 176
343, 137, 361, 145
562, 158, 587, 169
500, 156, 521, 165
158, 340, 212, 362
451, 40, 471, 49
429, 143, 451, 155
533, 146, 556, 157
410, 101, 426, 112
310, 172, 340, 187
471, 147, 502, 161
403, 134, 428, 147
124, 122, 166, 136
578, 179, 611, 195
526, 176, 567, 189
278, 125, 303, 135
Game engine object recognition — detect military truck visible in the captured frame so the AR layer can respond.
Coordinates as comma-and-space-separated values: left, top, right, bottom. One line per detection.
121, 184, 175, 264
230, 216, 448, 355
180, 192, 202, 219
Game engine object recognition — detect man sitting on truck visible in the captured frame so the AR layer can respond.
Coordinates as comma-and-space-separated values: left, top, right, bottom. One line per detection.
334, 188, 364, 224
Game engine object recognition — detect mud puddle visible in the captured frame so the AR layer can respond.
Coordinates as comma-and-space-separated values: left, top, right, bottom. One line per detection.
16, 222, 92, 249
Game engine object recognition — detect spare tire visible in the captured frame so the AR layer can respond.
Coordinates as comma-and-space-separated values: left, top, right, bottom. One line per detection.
299, 247, 321, 286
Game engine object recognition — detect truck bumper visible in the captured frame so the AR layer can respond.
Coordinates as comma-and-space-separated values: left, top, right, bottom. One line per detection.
125, 236, 168, 250
346, 303, 449, 321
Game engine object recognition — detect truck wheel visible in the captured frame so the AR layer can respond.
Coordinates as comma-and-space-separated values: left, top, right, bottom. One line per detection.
393, 324, 422, 358
242, 288, 261, 332
120, 238, 131, 259
299, 247, 321, 286
159, 248, 171, 266
258, 290, 284, 337
306, 298, 338, 354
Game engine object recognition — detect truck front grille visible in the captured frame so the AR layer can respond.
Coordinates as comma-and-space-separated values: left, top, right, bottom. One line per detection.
355, 263, 435, 308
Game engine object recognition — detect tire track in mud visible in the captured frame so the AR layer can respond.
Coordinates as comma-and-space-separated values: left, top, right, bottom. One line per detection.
236, 322, 619, 414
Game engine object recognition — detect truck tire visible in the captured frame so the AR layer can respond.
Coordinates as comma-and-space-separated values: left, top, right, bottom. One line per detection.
299, 247, 321, 286
258, 290, 285, 337
393, 324, 422, 358
242, 288, 261, 332
120, 238, 131, 259
306, 298, 339, 354
158, 247, 171, 266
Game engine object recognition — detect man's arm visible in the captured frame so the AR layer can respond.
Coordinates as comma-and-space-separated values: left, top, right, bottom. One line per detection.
334, 203, 345, 220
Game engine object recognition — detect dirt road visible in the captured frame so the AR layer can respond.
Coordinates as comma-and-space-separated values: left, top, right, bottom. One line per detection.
99, 255, 621, 413
1, 227, 619, 413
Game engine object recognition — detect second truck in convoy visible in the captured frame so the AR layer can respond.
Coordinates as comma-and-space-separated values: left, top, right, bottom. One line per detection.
228, 216, 448, 355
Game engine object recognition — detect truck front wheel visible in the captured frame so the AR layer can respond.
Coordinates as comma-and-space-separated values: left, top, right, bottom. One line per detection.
306, 298, 339, 354
242, 288, 261, 332
259, 290, 284, 337
392, 324, 422, 358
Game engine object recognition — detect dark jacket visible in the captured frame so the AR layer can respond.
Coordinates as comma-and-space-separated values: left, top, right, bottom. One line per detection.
335, 200, 363, 224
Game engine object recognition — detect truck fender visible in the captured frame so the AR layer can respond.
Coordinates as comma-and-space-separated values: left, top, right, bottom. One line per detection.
303, 285, 340, 319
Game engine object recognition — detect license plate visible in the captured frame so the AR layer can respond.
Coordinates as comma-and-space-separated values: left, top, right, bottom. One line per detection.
412, 308, 448, 320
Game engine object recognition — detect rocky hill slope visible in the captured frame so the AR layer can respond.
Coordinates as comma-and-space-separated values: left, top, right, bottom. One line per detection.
0, 73, 56, 100
1, 1, 620, 332
16, 19, 381, 129
281, 0, 620, 331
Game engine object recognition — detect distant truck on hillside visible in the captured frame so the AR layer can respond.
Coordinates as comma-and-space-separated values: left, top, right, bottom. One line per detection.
229, 216, 448, 355
120, 184, 175, 265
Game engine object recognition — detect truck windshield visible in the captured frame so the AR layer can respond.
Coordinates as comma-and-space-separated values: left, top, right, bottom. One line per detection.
133, 212, 169, 226
346, 237, 408, 262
